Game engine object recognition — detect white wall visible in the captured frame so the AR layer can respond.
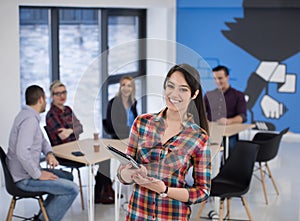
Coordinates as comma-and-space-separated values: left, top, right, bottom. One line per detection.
0, 0, 176, 186
0, 0, 20, 151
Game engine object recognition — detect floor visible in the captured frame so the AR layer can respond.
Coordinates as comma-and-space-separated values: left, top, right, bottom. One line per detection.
1, 139, 299, 221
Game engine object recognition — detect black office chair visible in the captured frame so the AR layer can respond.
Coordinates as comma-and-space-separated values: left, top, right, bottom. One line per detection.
196, 141, 259, 221
0, 146, 50, 221
102, 119, 115, 136
248, 127, 289, 204
102, 119, 109, 134
43, 126, 85, 210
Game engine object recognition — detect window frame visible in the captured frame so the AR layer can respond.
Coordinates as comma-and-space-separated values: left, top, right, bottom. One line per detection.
19, 6, 147, 135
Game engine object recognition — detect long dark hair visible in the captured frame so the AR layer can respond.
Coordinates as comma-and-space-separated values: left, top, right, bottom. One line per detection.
163, 64, 209, 134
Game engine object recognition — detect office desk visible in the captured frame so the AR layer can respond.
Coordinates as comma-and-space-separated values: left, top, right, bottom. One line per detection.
223, 123, 255, 158
52, 138, 128, 221
209, 122, 255, 159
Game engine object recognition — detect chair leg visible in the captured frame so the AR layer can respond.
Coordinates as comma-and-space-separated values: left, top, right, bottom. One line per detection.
241, 196, 253, 221
38, 197, 50, 221
219, 199, 225, 221
114, 179, 122, 221
195, 201, 206, 221
6, 197, 16, 221
259, 162, 269, 204
76, 168, 85, 210
226, 198, 231, 220
265, 162, 279, 195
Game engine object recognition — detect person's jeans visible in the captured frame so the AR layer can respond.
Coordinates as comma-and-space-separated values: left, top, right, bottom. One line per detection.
228, 134, 238, 154
221, 134, 238, 165
16, 169, 79, 221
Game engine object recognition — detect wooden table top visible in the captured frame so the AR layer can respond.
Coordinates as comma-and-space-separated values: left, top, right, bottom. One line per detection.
53, 137, 222, 165
52, 138, 129, 165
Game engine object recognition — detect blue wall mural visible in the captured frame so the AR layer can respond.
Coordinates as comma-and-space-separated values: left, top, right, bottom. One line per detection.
177, 0, 300, 133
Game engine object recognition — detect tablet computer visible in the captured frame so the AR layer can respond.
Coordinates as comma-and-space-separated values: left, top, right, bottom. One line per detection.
105, 145, 140, 169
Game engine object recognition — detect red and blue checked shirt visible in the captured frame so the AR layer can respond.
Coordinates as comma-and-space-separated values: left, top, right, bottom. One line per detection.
45, 103, 83, 146
124, 108, 211, 221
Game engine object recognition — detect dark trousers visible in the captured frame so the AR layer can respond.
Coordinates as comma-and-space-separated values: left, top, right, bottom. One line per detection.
94, 171, 115, 204
221, 134, 238, 164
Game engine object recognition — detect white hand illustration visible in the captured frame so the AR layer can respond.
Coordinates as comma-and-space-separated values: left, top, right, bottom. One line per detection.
260, 95, 284, 119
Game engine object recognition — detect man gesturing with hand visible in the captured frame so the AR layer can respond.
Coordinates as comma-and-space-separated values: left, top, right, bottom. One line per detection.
7, 85, 79, 221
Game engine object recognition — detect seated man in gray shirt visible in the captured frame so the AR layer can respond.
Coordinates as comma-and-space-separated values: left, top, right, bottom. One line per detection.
6, 85, 79, 221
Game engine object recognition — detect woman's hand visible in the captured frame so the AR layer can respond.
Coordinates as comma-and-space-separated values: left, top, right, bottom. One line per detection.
119, 163, 147, 183
57, 128, 73, 140
133, 175, 166, 194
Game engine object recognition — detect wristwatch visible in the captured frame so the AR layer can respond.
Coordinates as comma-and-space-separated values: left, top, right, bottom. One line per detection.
160, 186, 168, 198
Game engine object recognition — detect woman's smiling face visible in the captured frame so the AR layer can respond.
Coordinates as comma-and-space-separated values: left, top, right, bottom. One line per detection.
164, 71, 192, 114
120, 79, 133, 98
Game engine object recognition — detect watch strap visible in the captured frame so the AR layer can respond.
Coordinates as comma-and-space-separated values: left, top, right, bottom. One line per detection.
160, 186, 168, 197
164, 186, 168, 194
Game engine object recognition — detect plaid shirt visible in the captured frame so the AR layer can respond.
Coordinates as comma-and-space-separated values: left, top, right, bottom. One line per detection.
45, 103, 83, 146
125, 108, 211, 221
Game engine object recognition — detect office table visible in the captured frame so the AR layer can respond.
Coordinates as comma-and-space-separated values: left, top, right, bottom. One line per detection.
209, 122, 255, 159
223, 123, 255, 159
52, 138, 128, 221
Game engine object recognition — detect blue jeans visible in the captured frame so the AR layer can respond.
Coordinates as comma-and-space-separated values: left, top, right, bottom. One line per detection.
221, 134, 238, 165
16, 169, 79, 221
222, 134, 238, 154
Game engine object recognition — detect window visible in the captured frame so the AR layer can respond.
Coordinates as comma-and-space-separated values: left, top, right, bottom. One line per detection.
103, 10, 146, 120
19, 7, 146, 135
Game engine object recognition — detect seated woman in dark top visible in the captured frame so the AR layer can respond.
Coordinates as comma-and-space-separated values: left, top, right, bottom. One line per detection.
106, 76, 138, 139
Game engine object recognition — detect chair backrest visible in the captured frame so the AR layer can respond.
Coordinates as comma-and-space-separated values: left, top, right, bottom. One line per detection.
0, 146, 33, 197
102, 119, 114, 135
253, 127, 289, 162
1, 145, 49, 211
44, 125, 54, 146
214, 141, 259, 188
